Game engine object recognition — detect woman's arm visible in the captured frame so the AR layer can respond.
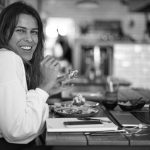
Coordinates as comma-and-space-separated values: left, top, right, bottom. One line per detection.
0, 51, 50, 144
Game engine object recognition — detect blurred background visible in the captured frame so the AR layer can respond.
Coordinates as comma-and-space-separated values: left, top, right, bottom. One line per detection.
2, 0, 150, 89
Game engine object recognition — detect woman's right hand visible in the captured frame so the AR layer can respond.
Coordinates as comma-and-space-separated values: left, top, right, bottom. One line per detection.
39, 55, 60, 95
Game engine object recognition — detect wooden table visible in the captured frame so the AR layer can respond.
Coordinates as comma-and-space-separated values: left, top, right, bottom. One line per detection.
44, 86, 150, 150
45, 107, 150, 150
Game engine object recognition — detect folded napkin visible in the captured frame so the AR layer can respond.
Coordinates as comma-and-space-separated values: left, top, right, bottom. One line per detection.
118, 87, 144, 104
132, 88, 150, 102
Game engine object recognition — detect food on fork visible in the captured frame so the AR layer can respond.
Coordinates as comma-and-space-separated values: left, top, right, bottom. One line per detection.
68, 70, 78, 79
57, 70, 78, 81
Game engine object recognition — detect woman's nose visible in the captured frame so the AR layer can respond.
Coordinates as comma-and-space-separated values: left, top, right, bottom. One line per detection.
25, 33, 33, 42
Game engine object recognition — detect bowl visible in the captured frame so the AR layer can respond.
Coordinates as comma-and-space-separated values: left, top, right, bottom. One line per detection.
118, 100, 145, 111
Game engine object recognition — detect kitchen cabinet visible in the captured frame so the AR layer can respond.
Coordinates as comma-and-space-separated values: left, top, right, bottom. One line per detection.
73, 36, 132, 76
73, 37, 150, 88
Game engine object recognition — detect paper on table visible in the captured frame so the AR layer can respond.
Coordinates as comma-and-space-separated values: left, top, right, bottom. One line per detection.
46, 117, 118, 133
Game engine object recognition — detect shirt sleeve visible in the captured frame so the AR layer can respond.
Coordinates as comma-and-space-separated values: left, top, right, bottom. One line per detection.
0, 50, 49, 144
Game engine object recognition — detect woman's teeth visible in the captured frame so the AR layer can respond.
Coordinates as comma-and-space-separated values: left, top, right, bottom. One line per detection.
21, 46, 32, 50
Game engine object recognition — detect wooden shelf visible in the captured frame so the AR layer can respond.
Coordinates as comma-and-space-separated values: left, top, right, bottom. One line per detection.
75, 37, 150, 47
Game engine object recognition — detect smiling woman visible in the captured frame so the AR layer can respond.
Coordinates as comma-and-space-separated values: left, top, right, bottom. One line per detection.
8, 14, 38, 61
0, 1, 71, 150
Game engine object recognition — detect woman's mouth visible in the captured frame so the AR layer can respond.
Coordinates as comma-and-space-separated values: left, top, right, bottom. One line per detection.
20, 46, 32, 51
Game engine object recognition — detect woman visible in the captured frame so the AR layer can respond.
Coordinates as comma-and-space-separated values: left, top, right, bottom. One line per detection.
0, 1, 68, 149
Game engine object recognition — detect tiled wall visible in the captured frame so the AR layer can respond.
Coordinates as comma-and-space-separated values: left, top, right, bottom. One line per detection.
114, 44, 150, 89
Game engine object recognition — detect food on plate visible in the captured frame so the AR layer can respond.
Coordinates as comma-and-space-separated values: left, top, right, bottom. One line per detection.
72, 94, 85, 106
118, 100, 145, 111
53, 95, 99, 117
118, 101, 132, 106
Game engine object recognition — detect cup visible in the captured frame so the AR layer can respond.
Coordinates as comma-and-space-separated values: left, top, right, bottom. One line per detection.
102, 91, 118, 110
102, 80, 119, 110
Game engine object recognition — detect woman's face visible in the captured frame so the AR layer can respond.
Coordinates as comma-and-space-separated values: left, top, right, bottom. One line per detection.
8, 14, 38, 61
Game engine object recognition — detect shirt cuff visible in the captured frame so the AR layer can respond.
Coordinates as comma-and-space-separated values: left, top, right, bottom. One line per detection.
35, 88, 49, 103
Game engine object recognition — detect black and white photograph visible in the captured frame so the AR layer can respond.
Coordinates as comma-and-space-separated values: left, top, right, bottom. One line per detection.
0, 0, 150, 150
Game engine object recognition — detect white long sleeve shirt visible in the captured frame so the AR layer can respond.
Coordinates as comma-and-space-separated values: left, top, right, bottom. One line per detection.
0, 49, 49, 144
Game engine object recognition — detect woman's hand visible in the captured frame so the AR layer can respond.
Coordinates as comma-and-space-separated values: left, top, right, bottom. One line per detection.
39, 55, 60, 95
49, 74, 72, 96
49, 70, 78, 95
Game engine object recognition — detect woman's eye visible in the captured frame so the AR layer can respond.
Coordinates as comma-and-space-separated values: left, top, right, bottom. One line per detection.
31, 30, 38, 35
16, 29, 25, 33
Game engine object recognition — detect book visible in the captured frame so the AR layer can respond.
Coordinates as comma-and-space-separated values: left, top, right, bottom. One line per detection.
46, 117, 118, 133
110, 111, 142, 127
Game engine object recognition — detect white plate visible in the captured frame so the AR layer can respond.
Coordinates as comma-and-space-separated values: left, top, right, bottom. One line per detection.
53, 101, 100, 117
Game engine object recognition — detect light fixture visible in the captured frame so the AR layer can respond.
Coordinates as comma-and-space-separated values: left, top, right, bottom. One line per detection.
76, 0, 99, 9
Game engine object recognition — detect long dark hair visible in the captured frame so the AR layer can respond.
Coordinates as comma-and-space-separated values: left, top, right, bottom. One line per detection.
0, 1, 45, 89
